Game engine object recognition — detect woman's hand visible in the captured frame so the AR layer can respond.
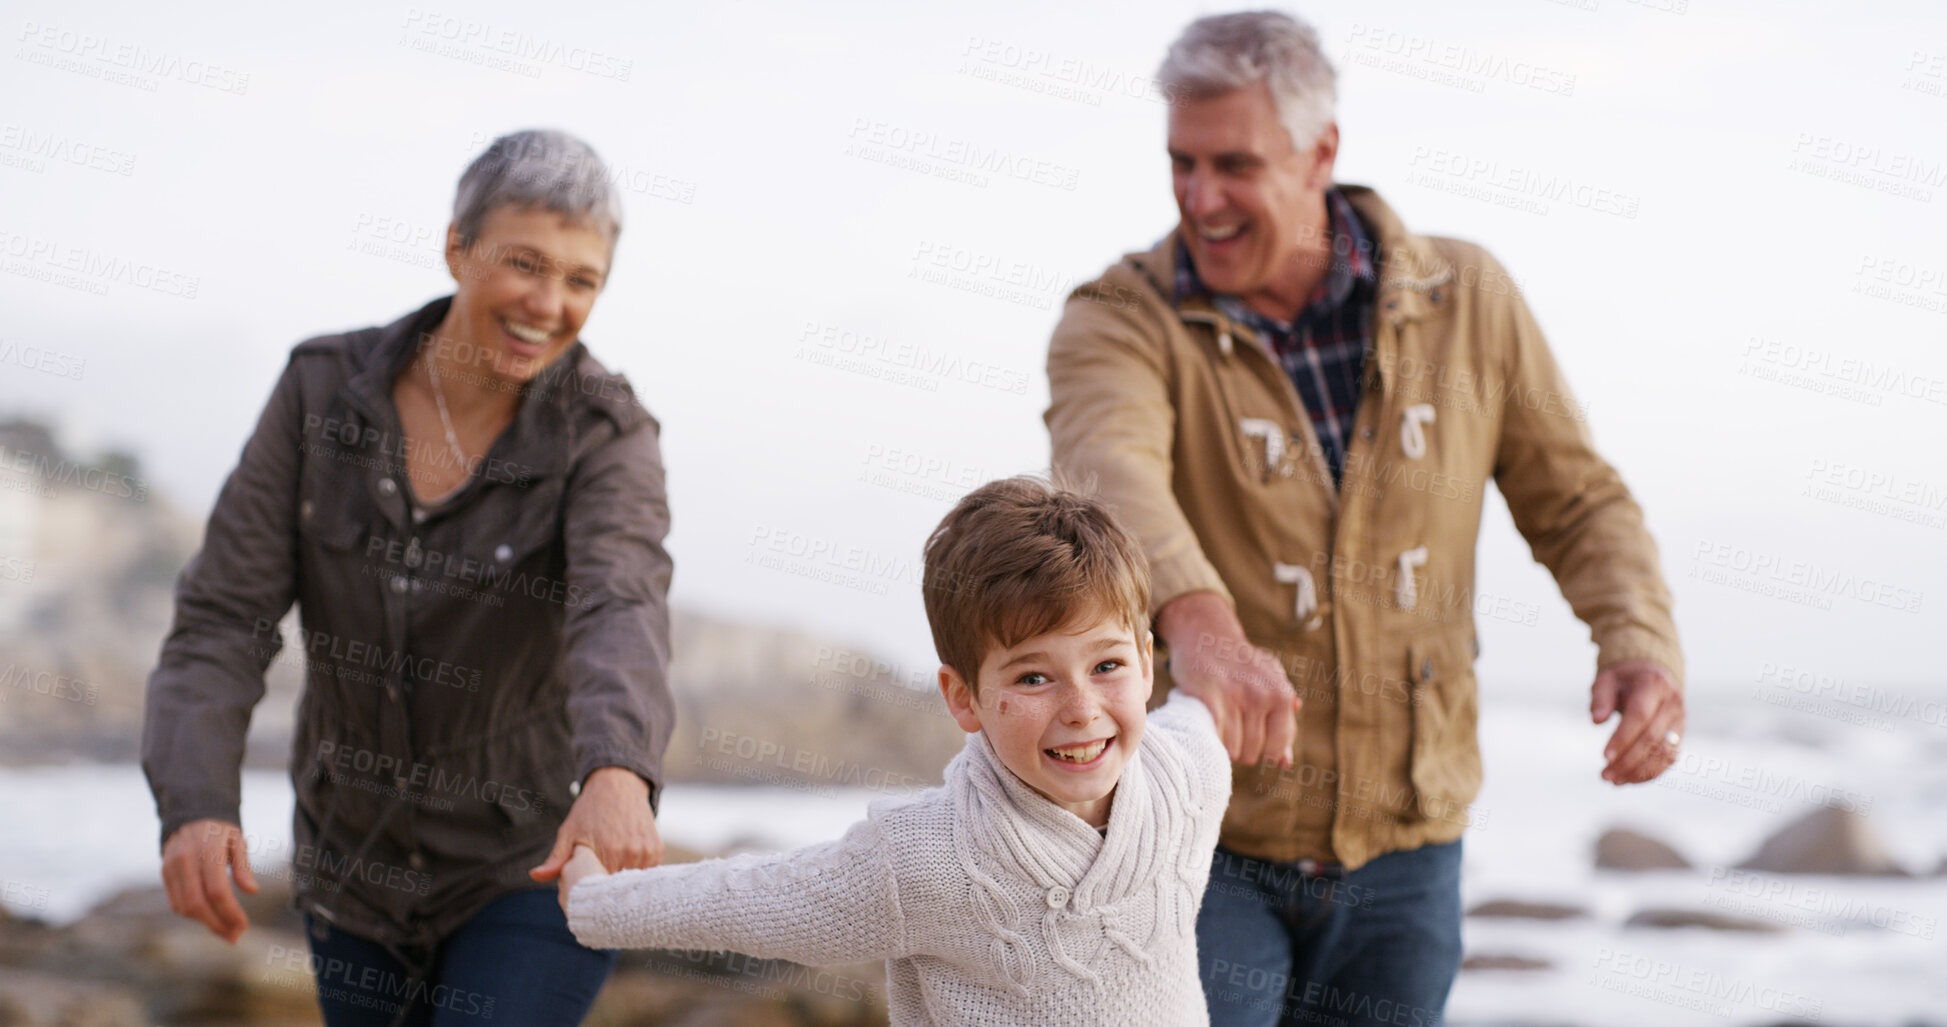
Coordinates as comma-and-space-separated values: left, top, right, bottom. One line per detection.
161, 819, 259, 944
530, 766, 663, 884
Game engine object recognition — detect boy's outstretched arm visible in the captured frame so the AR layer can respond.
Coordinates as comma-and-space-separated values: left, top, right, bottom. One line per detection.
565, 815, 906, 966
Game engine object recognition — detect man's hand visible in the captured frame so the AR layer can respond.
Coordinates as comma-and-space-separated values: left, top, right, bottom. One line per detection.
161, 818, 258, 944
556, 844, 609, 913
1592, 660, 1684, 785
1157, 591, 1302, 767
530, 766, 663, 883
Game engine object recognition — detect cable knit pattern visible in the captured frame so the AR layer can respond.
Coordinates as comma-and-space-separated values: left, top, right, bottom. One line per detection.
568, 691, 1231, 1026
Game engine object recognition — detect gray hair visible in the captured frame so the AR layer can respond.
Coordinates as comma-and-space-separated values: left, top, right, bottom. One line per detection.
452, 129, 623, 250
1158, 11, 1338, 150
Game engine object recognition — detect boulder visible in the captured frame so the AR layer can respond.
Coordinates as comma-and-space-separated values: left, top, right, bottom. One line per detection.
7, 879, 886, 1027
1625, 907, 1787, 933
1736, 807, 1907, 876
1466, 899, 1587, 921
1594, 827, 1690, 870
0, 967, 147, 1027
588, 950, 888, 1027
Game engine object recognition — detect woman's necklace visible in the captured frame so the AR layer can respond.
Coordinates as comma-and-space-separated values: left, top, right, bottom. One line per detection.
424, 343, 472, 477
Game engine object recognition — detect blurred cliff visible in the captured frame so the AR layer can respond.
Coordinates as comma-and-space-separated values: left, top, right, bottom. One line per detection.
0, 416, 964, 786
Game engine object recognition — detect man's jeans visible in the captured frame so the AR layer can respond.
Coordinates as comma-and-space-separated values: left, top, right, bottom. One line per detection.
1197, 840, 1463, 1027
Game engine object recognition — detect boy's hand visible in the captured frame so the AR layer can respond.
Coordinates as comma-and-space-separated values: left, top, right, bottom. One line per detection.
557, 844, 609, 913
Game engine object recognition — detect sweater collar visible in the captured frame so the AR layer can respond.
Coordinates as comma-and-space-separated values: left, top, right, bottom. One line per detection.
952, 724, 1187, 910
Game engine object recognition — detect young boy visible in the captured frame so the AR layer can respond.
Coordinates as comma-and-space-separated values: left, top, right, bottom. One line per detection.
559, 476, 1232, 1025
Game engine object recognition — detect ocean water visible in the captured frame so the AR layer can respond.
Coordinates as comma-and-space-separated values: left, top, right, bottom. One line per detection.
3, 695, 1943, 1025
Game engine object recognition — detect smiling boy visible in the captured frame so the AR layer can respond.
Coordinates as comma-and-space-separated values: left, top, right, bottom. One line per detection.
561, 476, 1234, 1025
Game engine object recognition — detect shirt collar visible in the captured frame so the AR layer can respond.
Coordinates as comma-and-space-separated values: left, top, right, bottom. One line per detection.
1172, 186, 1376, 329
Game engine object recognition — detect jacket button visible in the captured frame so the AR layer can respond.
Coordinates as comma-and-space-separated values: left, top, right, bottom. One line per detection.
1045, 885, 1070, 909
408, 852, 426, 871
1421, 657, 1436, 682
300, 500, 315, 520
1358, 425, 1374, 441
494, 544, 513, 563
387, 685, 401, 702
390, 575, 409, 595
378, 477, 398, 496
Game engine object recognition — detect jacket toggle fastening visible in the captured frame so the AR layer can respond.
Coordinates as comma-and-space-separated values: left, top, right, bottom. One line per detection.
1395, 547, 1429, 610
1238, 418, 1285, 482
1399, 403, 1436, 460
1274, 562, 1323, 630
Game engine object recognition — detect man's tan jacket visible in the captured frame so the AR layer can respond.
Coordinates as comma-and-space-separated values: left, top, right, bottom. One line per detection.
1046, 186, 1682, 869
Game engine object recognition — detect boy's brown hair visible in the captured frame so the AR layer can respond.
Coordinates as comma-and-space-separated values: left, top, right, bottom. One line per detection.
922, 475, 1151, 692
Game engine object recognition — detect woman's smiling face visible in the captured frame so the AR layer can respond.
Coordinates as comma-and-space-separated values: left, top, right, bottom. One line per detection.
939, 616, 1154, 828
440, 204, 612, 386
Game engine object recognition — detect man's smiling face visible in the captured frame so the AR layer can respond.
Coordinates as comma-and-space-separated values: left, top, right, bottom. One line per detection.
1168, 81, 1338, 320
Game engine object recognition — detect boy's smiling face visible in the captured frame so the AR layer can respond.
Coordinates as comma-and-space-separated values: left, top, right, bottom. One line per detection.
938, 615, 1154, 828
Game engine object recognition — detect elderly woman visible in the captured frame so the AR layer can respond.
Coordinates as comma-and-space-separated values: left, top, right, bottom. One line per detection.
141, 130, 672, 1026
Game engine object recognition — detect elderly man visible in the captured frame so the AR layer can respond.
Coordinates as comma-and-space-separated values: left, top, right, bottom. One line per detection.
1045, 11, 1684, 1026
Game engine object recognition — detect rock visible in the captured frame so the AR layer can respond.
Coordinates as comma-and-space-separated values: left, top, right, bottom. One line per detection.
1460, 953, 1553, 971
1594, 827, 1690, 870
15, 883, 320, 1026
588, 950, 888, 1026
1624, 907, 1788, 933
3, 881, 883, 1027
0, 967, 147, 1027
1466, 899, 1587, 921
1736, 807, 1908, 876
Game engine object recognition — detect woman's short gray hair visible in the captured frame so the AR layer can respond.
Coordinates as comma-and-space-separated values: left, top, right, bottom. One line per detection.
1158, 11, 1338, 150
452, 129, 623, 250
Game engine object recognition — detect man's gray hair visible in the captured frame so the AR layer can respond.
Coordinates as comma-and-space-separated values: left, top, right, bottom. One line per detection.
1158, 11, 1338, 150
452, 129, 623, 250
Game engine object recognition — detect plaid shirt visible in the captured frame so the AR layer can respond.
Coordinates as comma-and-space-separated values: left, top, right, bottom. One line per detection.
1175, 188, 1377, 486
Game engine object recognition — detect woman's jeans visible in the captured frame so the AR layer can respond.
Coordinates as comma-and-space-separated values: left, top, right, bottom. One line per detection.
303, 888, 618, 1026
1198, 840, 1463, 1027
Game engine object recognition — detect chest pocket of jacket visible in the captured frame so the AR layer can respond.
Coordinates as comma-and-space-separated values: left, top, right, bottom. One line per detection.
437, 476, 567, 597
1405, 634, 1483, 826
296, 446, 371, 555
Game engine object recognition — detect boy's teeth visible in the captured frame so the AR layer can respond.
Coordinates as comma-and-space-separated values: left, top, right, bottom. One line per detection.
1047, 739, 1109, 762
1201, 224, 1242, 241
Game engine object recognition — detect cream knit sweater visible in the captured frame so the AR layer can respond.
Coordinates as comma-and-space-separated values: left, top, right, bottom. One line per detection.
569, 691, 1230, 1026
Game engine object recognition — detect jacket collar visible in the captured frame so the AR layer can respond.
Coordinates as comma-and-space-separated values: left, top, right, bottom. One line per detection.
1130, 185, 1453, 390
1339, 184, 1454, 323
338, 295, 578, 485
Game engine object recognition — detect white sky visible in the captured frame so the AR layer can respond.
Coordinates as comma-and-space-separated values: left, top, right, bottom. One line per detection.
3, 0, 1944, 695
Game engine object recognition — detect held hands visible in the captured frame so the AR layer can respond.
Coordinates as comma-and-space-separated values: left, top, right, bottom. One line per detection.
555, 844, 610, 913
1592, 660, 1685, 785
160, 818, 259, 944
530, 766, 663, 885
1157, 591, 1302, 767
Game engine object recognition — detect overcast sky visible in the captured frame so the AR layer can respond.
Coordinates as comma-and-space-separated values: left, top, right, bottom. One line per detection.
4, 0, 1943, 695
